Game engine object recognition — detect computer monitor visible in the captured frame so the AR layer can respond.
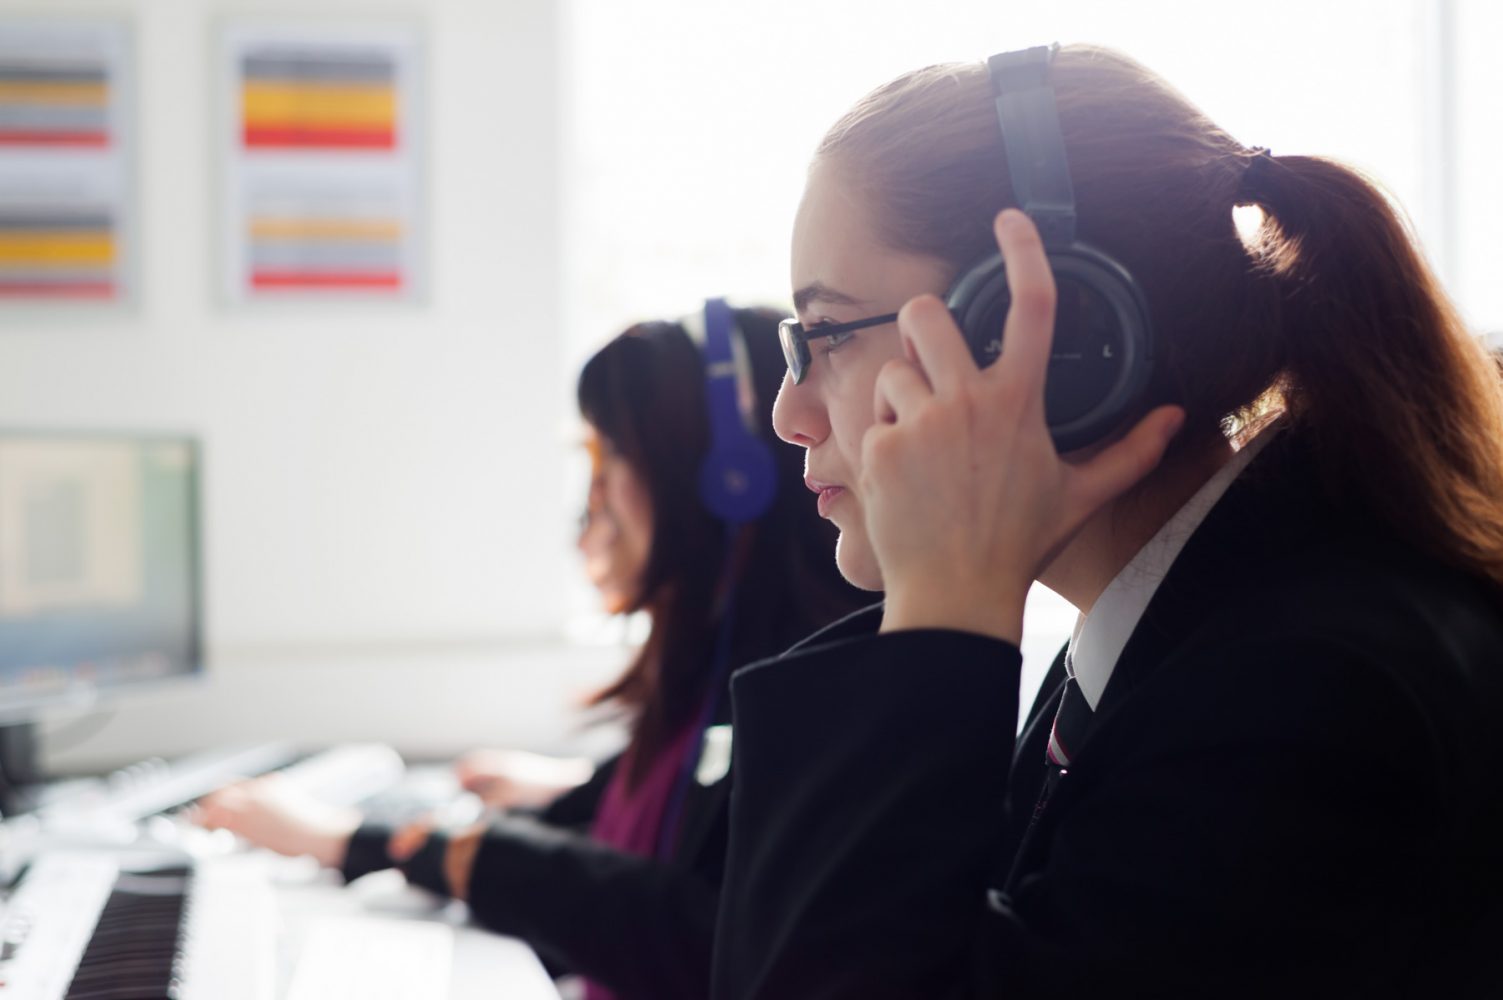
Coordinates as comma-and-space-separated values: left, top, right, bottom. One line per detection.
0, 431, 202, 801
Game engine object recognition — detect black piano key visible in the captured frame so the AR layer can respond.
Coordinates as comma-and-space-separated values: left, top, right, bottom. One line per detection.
64, 868, 194, 1000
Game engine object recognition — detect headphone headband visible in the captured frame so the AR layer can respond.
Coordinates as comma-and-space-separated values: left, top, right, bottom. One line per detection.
943, 45, 1155, 453
987, 45, 1076, 248
685, 298, 777, 525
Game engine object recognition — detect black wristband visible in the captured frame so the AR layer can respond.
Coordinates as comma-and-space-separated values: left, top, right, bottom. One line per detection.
339, 822, 397, 884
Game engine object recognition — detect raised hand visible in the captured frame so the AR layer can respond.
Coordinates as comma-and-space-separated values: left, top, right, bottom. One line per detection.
865, 209, 1184, 643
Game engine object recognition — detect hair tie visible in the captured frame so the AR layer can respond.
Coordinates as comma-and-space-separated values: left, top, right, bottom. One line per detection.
1240, 146, 1275, 199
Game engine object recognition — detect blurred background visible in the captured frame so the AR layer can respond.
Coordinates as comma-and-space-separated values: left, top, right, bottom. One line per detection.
1, 0, 1498, 774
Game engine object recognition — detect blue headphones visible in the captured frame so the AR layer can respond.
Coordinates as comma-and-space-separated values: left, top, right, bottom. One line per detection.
948, 44, 1155, 452
653, 299, 775, 859
681, 298, 778, 524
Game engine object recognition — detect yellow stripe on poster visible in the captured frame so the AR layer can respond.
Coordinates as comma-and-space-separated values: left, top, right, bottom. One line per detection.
249, 218, 403, 241
0, 234, 115, 264
241, 84, 395, 127
0, 81, 109, 106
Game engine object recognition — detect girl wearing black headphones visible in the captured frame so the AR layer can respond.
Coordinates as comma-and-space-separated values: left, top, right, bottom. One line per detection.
199, 307, 866, 1000
713, 44, 1503, 998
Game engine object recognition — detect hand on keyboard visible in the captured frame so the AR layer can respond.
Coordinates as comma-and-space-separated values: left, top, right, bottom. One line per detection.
193, 775, 362, 868
451, 748, 593, 809
386, 820, 484, 900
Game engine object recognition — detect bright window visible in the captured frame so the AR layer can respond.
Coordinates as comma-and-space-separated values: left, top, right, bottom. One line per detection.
562, 0, 1497, 696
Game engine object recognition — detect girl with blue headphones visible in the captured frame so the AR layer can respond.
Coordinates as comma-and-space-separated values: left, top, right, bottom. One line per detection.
716, 44, 1503, 997
199, 305, 866, 1000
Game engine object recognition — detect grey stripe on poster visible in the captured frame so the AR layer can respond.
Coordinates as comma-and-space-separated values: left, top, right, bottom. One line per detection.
0, 267, 114, 284
242, 51, 394, 84
250, 242, 402, 271
0, 211, 112, 231
0, 106, 108, 130
0, 63, 108, 84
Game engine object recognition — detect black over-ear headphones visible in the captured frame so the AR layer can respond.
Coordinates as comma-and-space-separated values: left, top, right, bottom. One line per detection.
948, 44, 1154, 452
681, 298, 777, 524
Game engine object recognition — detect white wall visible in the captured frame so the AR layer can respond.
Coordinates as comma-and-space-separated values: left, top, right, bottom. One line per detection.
0, 0, 613, 769
0, 0, 574, 648
45, 640, 628, 773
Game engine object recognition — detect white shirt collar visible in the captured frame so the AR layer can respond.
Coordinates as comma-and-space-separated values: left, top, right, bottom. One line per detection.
1066, 425, 1279, 709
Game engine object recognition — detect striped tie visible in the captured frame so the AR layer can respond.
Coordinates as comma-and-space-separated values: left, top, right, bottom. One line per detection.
1045, 673, 1093, 768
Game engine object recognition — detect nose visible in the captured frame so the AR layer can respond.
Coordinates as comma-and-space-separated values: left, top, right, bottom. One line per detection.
771, 368, 827, 448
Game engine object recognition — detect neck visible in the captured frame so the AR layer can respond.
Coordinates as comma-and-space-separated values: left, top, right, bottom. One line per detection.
1040, 438, 1235, 616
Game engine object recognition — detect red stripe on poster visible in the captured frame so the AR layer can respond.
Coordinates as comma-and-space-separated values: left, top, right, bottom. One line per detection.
251, 271, 403, 289
243, 126, 395, 150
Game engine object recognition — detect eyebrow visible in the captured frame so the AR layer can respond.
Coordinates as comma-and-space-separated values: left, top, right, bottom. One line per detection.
792, 281, 866, 314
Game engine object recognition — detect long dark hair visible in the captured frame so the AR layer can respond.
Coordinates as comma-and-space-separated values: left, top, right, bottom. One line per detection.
815, 44, 1503, 599
577, 306, 867, 785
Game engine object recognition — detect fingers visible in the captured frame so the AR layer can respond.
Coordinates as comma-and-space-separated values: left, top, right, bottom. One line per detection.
453, 748, 501, 790
1068, 405, 1186, 518
388, 821, 433, 863
873, 358, 932, 425
894, 294, 975, 396
444, 825, 484, 901
192, 799, 228, 831
990, 209, 1057, 399
455, 766, 486, 792
456, 775, 481, 793
193, 782, 249, 830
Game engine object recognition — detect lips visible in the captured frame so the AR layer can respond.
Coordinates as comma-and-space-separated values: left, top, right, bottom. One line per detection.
804, 475, 846, 518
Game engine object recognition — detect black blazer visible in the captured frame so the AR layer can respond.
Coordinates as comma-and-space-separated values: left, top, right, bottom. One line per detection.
343, 700, 732, 1000
712, 430, 1503, 999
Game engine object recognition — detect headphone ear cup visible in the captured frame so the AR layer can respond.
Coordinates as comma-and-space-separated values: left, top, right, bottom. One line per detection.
946, 247, 1153, 452
698, 441, 777, 524
695, 299, 779, 525
946, 254, 1011, 370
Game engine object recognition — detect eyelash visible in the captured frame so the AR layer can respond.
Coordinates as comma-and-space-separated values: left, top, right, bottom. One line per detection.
813, 325, 857, 357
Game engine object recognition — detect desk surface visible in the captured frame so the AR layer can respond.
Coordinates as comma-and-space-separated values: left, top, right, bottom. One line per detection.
253, 853, 562, 1000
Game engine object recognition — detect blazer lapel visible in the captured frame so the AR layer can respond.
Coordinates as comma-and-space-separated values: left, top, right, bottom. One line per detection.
999, 432, 1334, 892
1087, 430, 1332, 730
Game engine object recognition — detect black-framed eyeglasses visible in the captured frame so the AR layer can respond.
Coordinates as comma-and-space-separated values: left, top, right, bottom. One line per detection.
778, 313, 900, 384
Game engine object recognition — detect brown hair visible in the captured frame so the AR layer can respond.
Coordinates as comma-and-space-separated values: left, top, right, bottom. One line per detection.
815, 44, 1503, 597
577, 308, 867, 786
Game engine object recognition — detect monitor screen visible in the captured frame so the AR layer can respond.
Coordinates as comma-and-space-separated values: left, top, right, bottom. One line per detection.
0, 432, 201, 722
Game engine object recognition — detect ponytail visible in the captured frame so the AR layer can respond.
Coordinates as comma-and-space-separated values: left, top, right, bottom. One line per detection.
1242, 153, 1503, 595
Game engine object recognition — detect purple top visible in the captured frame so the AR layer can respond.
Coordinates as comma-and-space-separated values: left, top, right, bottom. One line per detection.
582, 721, 700, 1000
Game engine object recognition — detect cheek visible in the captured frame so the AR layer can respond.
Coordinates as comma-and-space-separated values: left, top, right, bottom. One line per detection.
607, 474, 654, 565
831, 402, 874, 475
828, 346, 898, 473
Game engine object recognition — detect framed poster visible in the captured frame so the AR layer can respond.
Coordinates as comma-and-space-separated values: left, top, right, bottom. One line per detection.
0, 17, 134, 305
220, 19, 426, 305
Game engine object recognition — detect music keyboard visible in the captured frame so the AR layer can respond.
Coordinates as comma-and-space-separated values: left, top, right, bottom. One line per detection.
0, 748, 561, 999
0, 853, 276, 1000
0, 853, 554, 1000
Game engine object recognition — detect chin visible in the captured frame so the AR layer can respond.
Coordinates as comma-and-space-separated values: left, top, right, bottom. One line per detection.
833, 530, 885, 593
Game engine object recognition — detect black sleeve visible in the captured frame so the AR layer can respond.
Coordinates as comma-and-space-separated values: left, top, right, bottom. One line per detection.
712, 629, 1023, 999
711, 628, 1441, 999
431, 814, 718, 1000
339, 821, 397, 883
532, 753, 620, 830
338, 753, 621, 883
